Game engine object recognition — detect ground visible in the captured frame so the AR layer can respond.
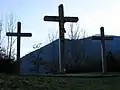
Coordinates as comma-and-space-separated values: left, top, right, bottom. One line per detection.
0, 73, 120, 90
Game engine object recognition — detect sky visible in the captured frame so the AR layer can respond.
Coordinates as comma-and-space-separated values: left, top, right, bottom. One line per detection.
0, 0, 120, 57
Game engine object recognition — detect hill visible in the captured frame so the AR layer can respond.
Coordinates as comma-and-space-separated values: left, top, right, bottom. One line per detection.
20, 36, 120, 74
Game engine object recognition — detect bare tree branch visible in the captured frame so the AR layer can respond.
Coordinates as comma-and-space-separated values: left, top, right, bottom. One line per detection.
67, 23, 87, 69
67, 23, 80, 40
48, 29, 58, 43
5, 13, 16, 60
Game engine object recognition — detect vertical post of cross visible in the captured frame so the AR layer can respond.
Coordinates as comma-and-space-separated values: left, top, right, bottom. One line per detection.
59, 4, 65, 73
100, 27, 105, 73
92, 27, 113, 73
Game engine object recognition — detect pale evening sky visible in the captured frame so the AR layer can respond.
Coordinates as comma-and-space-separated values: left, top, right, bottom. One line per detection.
0, 0, 120, 57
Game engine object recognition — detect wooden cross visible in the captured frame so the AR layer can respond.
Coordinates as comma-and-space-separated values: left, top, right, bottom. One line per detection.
6, 22, 32, 74
92, 27, 113, 73
44, 4, 79, 73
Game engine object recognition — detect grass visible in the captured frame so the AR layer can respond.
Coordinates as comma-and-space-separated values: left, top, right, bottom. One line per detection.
0, 73, 120, 90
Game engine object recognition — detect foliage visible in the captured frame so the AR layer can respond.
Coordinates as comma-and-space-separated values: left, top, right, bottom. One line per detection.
0, 74, 120, 90
0, 50, 16, 74
0, 46, 15, 74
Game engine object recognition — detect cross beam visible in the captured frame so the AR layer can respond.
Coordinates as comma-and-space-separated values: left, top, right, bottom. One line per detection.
92, 27, 113, 73
92, 36, 113, 40
6, 22, 32, 74
44, 4, 79, 73
44, 16, 78, 22
6, 33, 32, 37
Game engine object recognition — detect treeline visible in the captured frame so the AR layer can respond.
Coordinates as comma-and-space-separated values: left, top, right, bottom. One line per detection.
1, 50, 120, 74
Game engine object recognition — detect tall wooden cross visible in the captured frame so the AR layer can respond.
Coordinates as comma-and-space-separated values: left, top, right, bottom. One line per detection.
92, 27, 113, 73
44, 4, 79, 73
6, 22, 32, 74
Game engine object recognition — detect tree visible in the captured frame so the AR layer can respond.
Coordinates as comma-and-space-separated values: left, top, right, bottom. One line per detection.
31, 43, 42, 73
0, 14, 16, 74
48, 29, 58, 43
66, 23, 87, 73
48, 29, 59, 73
6, 13, 16, 61
0, 18, 3, 46
46, 24, 88, 73
67, 23, 80, 40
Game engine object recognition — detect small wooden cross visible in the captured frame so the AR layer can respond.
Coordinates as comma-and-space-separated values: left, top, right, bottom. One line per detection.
44, 4, 79, 73
92, 27, 113, 73
6, 22, 32, 75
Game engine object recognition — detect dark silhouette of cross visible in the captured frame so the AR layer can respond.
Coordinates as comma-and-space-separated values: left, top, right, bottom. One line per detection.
6, 22, 32, 75
44, 4, 79, 73
92, 27, 113, 73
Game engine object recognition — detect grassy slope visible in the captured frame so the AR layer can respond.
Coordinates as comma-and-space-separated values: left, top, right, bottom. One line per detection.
0, 74, 120, 90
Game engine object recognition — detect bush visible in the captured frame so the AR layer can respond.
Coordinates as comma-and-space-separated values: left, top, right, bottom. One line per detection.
0, 57, 16, 74
0, 48, 16, 74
